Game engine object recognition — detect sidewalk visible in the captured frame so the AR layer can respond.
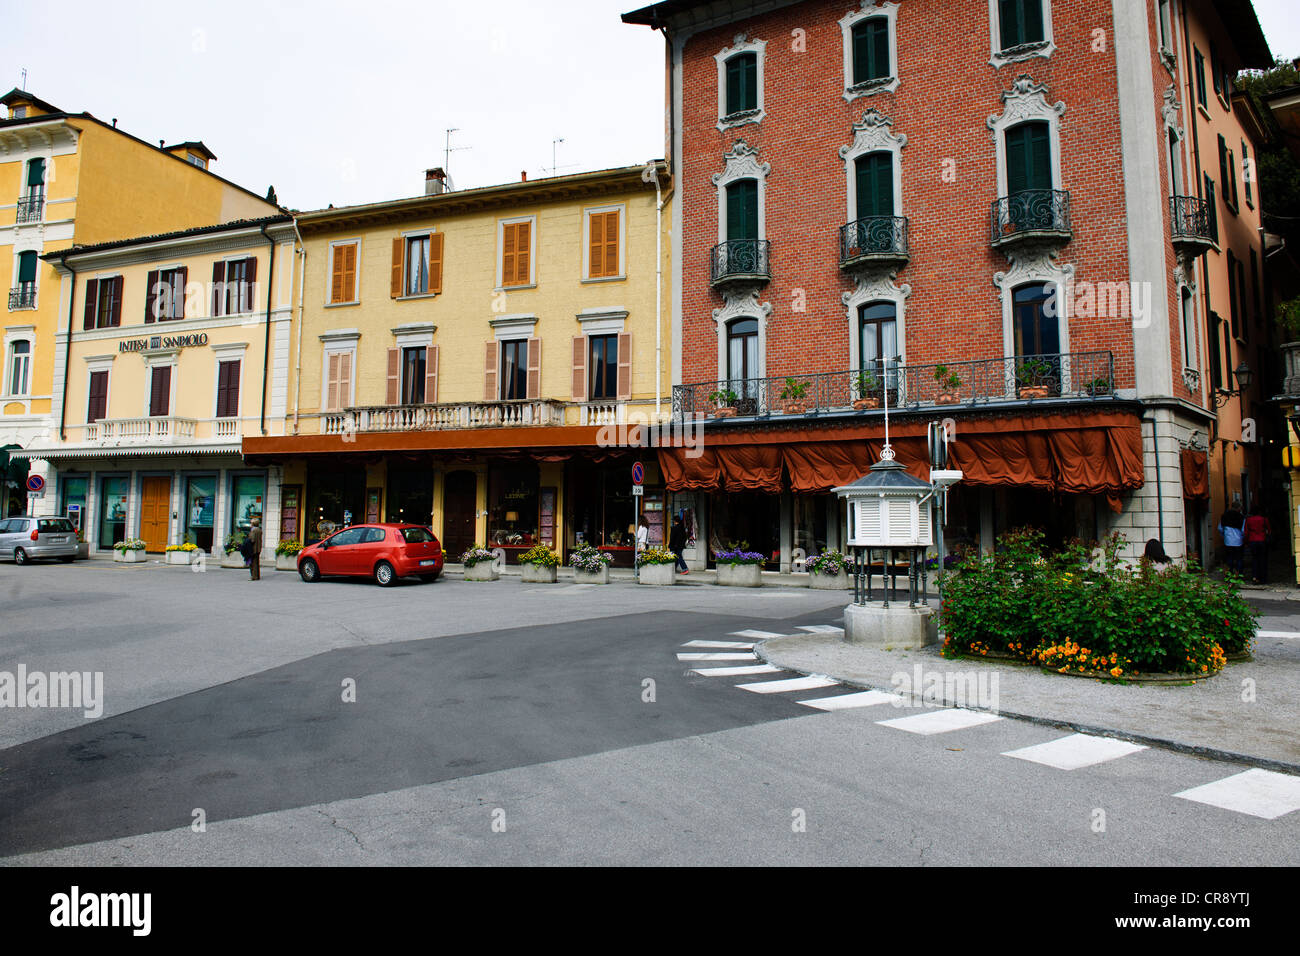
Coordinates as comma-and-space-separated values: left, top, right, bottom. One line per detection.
757, 627, 1300, 772
442, 563, 832, 588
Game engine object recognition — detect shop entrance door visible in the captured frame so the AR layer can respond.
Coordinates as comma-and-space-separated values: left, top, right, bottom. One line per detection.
140, 477, 171, 552
442, 470, 477, 560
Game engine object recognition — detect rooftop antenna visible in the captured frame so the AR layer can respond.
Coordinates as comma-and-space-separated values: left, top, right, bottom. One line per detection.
443, 128, 470, 189
544, 136, 579, 177
21, 68, 28, 89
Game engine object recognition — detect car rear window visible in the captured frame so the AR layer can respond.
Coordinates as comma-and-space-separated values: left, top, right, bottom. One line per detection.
361, 527, 387, 544
401, 527, 435, 544
38, 519, 75, 533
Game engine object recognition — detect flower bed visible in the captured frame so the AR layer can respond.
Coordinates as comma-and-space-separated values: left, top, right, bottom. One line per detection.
938, 529, 1256, 680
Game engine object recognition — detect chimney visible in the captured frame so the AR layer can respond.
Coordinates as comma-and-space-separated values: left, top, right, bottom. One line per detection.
424, 167, 446, 196
521, 170, 528, 182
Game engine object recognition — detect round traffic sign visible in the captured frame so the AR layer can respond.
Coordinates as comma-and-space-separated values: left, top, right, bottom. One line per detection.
25, 474, 45, 493
631, 461, 645, 485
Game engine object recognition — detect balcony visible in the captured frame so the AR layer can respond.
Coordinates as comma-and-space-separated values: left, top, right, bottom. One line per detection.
672, 351, 1116, 420
839, 216, 909, 271
323, 399, 568, 435
710, 238, 771, 289
84, 417, 200, 444
15, 193, 43, 224
1170, 194, 1215, 259
990, 189, 1072, 251
8, 286, 36, 310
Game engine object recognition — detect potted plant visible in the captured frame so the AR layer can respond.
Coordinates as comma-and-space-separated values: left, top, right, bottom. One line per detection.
275, 539, 303, 571
708, 388, 739, 418
164, 542, 200, 566
1085, 376, 1112, 397
519, 544, 560, 583
570, 542, 613, 584
807, 550, 851, 590
113, 539, 147, 563
222, 531, 249, 568
934, 365, 962, 404
637, 545, 678, 586
461, 545, 499, 582
778, 377, 810, 414
853, 370, 880, 410
75, 527, 89, 560
1015, 358, 1052, 399
714, 548, 766, 587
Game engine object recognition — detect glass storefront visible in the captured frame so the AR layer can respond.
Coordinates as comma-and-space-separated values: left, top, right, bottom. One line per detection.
229, 474, 266, 536
305, 465, 366, 543
793, 494, 829, 559
708, 491, 780, 568
185, 476, 216, 551
60, 476, 88, 536
567, 463, 638, 567
488, 461, 538, 562
388, 464, 434, 527
99, 476, 128, 549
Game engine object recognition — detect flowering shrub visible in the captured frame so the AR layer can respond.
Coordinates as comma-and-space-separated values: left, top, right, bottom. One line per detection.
275, 539, 303, 557
807, 551, 848, 576
519, 545, 560, 568
570, 543, 613, 573
165, 542, 198, 552
460, 546, 496, 568
938, 528, 1254, 676
638, 545, 678, 566
113, 539, 146, 552
714, 549, 766, 566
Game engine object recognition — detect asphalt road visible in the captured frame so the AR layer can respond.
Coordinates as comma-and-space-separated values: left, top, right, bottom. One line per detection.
1, 560, 1297, 865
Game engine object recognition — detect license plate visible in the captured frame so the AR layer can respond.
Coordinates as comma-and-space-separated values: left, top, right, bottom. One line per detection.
419, 559, 436, 567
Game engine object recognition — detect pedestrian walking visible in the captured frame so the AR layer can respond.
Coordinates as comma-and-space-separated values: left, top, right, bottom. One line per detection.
247, 515, 263, 581
669, 514, 689, 574
1243, 506, 1270, 585
1217, 502, 1245, 577
634, 514, 649, 579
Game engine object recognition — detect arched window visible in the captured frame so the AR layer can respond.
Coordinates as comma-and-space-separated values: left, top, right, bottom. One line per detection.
726, 318, 760, 403
858, 302, 899, 389
1012, 283, 1058, 356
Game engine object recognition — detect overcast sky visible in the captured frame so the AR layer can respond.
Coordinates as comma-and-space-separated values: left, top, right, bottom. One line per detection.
3, 0, 1297, 214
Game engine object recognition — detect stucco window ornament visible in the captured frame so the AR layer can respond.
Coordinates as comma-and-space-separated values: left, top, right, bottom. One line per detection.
1182, 368, 1201, 395
712, 288, 773, 328
839, 1, 901, 101
987, 0, 1055, 69
1162, 85, 1183, 139
713, 139, 771, 190
715, 33, 767, 132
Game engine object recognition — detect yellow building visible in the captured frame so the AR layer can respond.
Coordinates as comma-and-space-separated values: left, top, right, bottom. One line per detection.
244, 163, 672, 566
18, 216, 299, 562
1, 88, 278, 516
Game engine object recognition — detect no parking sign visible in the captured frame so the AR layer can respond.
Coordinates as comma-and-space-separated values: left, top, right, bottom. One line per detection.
26, 474, 44, 498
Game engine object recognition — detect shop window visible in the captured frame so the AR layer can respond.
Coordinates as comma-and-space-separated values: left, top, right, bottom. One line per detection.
229, 474, 266, 536
488, 461, 539, 555
567, 463, 637, 565
99, 476, 128, 549
185, 476, 216, 551
793, 495, 829, 559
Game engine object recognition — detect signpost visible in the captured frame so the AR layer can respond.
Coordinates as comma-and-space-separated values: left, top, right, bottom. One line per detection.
25, 474, 44, 512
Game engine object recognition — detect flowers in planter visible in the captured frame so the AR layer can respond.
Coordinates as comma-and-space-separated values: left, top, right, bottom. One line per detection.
519, 544, 560, 568
460, 546, 496, 568
570, 543, 614, 573
637, 545, 678, 566
113, 539, 146, 552
275, 539, 304, 557
714, 548, 766, 566
223, 532, 247, 555
807, 550, 848, 576
164, 542, 199, 552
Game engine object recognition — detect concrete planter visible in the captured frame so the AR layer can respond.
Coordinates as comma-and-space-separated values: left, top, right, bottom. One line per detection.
464, 562, 500, 582
716, 562, 763, 587
521, 563, 558, 584
573, 566, 610, 585
76, 542, 90, 560
221, 551, 247, 569
275, 554, 300, 572
638, 562, 676, 586
810, 569, 851, 590
165, 550, 197, 565
113, 549, 146, 563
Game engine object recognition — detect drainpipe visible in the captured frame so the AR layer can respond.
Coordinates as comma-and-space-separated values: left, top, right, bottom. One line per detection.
1149, 416, 1165, 544
655, 166, 663, 420
291, 217, 306, 435
258, 223, 276, 435
58, 257, 76, 441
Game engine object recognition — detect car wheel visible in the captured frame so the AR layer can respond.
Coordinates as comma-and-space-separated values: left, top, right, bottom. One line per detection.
374, 561, 397, 587
419, 572, 439, 583
299, 558, 320, 583
14, 548, 28, 566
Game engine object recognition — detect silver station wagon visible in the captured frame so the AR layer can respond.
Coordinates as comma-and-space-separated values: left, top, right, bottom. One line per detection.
0, 516, 79, 565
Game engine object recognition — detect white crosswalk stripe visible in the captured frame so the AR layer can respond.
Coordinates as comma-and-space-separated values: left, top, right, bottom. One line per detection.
1002, 734, 1147, 770
736, 675, 839, 694
798, 689, 901, 710
877, 709, 1004, 735
1174, 769, 1300, 820
677, 652, 758, 661
691, 664, 784, 677
1256, 630, 1299, 639
796, 625, 844, 634
681, 640, 756, 649
728, 629, 790, 639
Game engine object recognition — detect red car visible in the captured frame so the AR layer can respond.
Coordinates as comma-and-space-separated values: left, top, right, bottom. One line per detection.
297, 523, 443, 586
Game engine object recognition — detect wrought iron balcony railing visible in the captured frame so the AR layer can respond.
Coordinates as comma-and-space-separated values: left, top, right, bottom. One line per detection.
8, 286, 36, 310
16, 193, 43, 224
839, 216, 909, 269
672, 351, 1116, 420
1170, 194, 1215, 253
989, 188, 1072, 248
710, 238, 771, 287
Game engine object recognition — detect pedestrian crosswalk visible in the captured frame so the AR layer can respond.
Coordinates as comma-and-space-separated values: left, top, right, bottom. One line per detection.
677, 627, 1300, 822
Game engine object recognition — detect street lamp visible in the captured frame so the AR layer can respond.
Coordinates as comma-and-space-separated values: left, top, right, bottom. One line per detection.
1212, 361, 1253, 409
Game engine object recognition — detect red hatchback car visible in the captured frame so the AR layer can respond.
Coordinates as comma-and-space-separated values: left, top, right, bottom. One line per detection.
297, 523, 443, 586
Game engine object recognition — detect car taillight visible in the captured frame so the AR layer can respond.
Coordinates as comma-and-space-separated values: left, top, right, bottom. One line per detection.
31, 529, 39, 541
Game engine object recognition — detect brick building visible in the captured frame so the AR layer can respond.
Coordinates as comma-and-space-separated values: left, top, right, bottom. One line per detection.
623, 0, 1272, 570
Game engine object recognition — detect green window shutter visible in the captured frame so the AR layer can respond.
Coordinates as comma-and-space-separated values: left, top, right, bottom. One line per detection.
856, 153, 893, 218
726, 53, 756, 114
726, 179, 758, 241
999, 0, 1021, 48
17, 251, 37, 284
999, 0, 1044, 49
1006, 121, 1050, 194
726, 57, 742, 114
1022, 0, 1044, 44
27, 158, 45, 187
852, 18, 889, 83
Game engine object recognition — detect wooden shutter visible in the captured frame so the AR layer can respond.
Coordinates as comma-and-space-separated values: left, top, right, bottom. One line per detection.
217, 360, 241, 418
386, 347, 401, 404
589, 215, 605, 278
83, 279, 98, 330
425, 346, 439, 404
999, 0, 1019, 48
87, 370, 108, 422
427, 232, 444, 294
337, 351, 353, 409
526, 336, 541, 400
616, 332, 632, 400
501, 225, 516, 286
144, 270, 159, 324
726, 180, 757, 241
572, 336, 587, 399
243, 258, 256, 312
110, 276, 123, 327
212, 261, 227, 316
325, 353, 340, 412
150, 365, 171, 417
502, 222, 530, 286
485, 341, 498, 400
329, 247, 344, 303
391, 237, 404, 298
175, 266, 188, 319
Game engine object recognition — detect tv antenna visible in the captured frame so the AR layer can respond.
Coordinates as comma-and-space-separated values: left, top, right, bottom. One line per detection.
543, 137, 579, 177
443, 128, 470, 188
21, 68, 28, 89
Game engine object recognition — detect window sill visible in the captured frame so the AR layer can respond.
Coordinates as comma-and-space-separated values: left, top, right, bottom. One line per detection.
842, 76, 899, 102
1197, 103, 1211, 121
581, 274, 626, 285
716, 109, 763, 132
989, 39, 1053, 68
324, 300, 360, 308
497, 283, 537, 292
1217, 92, 1232, 112
397, 293, 438, 301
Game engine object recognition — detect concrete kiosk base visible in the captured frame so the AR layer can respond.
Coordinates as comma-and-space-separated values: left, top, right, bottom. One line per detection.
843, 603, 937, 650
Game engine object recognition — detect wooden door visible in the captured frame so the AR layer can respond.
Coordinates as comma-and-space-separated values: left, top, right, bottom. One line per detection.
140, 477, 171, 553
442, 470, 478, 560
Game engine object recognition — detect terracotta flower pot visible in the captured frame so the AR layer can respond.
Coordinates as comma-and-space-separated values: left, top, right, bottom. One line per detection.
713, 407, 736, 418
936, 391, 960, 405
853, 397, 880, 410
1017, 385, 1050, 399
779, 400, 808, 414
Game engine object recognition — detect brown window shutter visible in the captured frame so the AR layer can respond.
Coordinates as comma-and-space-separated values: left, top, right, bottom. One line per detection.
616, 331, 632, 400
484, 341, 498, 400
144, 270, 159, 324
111, 276, 123, 326
526, 336, 541, 400
386, 347, 400, 404
604, 211, 620, 277
391, 237, 404, 298
338, 351, 352, 407
87, 370, 108, 422
329, 248, 344, 304
501, 224, 517, 286
150, 365, 172, 417
428, 232, 444, 294
589, 214, 604, 278
325, 353, 340, 412
343, 244, 356, 301
212, 261, 226, 316
572, 336, 587, 399
243, 257, 256, 311
176, 266, 189, 319
84, 279, 98, 330
516, 222, 531, 285
425, 346, 439, 404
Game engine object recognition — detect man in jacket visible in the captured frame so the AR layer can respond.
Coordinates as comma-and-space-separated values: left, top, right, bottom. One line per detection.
247, 516, 263, 581
669, 515, 689, 574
